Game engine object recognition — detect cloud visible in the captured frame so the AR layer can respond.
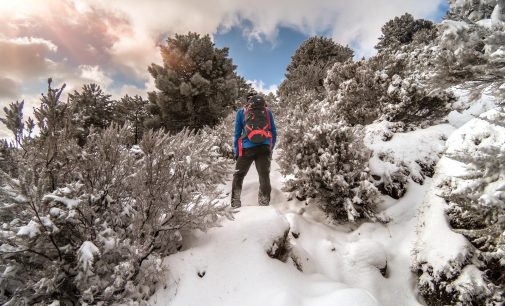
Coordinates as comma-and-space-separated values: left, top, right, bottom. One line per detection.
0, 77, 21, 100
85, 0, 444, 55
248, 80, 278, 96
79, 65, 114, 88
0, 37, 58, 80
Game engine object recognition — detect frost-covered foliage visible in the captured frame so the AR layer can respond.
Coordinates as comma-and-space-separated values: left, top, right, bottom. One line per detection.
427, 0, 505, 101
412, 107, 505, 305
0, 100, 32, 147
0, 81, 233, 305
202, 112, 236, 160
146, 32, 246, 132
324, 53, 454, 127
376, 13, 436, 51
278, 92, 383, 222
447, 0, 500, 21
278, 36, 353, 100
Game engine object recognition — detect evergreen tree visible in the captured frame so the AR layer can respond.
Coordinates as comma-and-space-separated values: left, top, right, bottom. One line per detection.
376, 13, 436, 51
68, 83, 116, 146
146, 32, 243, 132
115, 94, 150, 144
278, 36, 353, 99
0, 100, 25, 147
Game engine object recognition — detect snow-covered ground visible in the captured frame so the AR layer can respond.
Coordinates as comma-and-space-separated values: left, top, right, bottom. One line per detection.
149, 151, 433, 306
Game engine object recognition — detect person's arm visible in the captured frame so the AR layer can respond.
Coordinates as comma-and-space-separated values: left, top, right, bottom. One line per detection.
269, 110, 276, 150
234, 109, 244, 158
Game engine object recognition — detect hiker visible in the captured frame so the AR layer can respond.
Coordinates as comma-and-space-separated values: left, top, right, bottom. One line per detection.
231, 92, 277, 208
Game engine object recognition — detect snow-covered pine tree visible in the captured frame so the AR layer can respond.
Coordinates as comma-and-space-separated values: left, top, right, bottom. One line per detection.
375, 13, 436, 52
0, 101, 25, 148
68, 83, 117, 146
146, 32, 245, 132
278, 36, 353, 102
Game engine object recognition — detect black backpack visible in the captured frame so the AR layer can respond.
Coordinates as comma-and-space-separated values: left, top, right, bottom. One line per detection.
242, 95, 272, 144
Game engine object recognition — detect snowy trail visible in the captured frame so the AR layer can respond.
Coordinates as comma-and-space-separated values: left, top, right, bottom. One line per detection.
259, 156, 425, 306
149, 153, 428, 306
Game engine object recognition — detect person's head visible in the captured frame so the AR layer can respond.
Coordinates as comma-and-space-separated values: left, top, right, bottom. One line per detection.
246, 90, 257, 102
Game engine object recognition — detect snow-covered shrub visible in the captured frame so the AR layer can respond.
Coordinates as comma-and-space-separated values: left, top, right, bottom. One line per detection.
431, 0, 505, 99
364, 121, 453, 200
202, 111, 235, 159
324, 54, 454, 127
0, 82, 233, 305
278, 96, 383, 222
447, 0, 498, 22
412, 107, 505, 305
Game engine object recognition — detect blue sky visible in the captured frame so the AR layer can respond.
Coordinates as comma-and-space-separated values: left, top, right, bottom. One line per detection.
215, 26, 308, 88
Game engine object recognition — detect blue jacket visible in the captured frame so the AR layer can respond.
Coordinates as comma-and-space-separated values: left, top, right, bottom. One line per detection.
234, 107, 277, 157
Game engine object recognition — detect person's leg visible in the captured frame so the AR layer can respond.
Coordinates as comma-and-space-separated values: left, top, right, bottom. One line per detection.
231, 151, 254, 207
254, 146, 272, 206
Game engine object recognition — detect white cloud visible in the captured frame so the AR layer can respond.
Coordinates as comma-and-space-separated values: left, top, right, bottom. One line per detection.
248, 80, 278, 96
79, 65, 114, 88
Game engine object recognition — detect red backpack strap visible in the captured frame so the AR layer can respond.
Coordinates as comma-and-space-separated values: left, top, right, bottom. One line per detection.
238, 137, 243, 157
265, 107, 271, 131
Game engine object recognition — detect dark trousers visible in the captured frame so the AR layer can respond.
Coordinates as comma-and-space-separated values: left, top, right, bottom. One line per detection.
231, 145, 272, 207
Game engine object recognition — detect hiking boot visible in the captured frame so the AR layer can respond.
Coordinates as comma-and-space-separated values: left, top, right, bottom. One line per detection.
231, 200, 241, 208
258, 193, 270, 206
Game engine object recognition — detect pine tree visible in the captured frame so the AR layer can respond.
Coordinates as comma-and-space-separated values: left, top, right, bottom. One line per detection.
375, 13, 436, 51
115, 94, 150, 144
146, 32, 243, 132
278, 36, 353, 100
68, 83, 116, 146
0, 100, 25, 147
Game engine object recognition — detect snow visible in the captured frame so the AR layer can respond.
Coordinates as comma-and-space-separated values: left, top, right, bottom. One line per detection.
413, 164, 471, 279
412, 106, 505, 295
149, 204, 378, 306
17, 220, 41, 238
491, 2, 505, 25
364, 121, 454, 182
447, 84, 501, 129
43, 194, 80, 209
78, 241, 100, 272
148, 147, 439, 306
